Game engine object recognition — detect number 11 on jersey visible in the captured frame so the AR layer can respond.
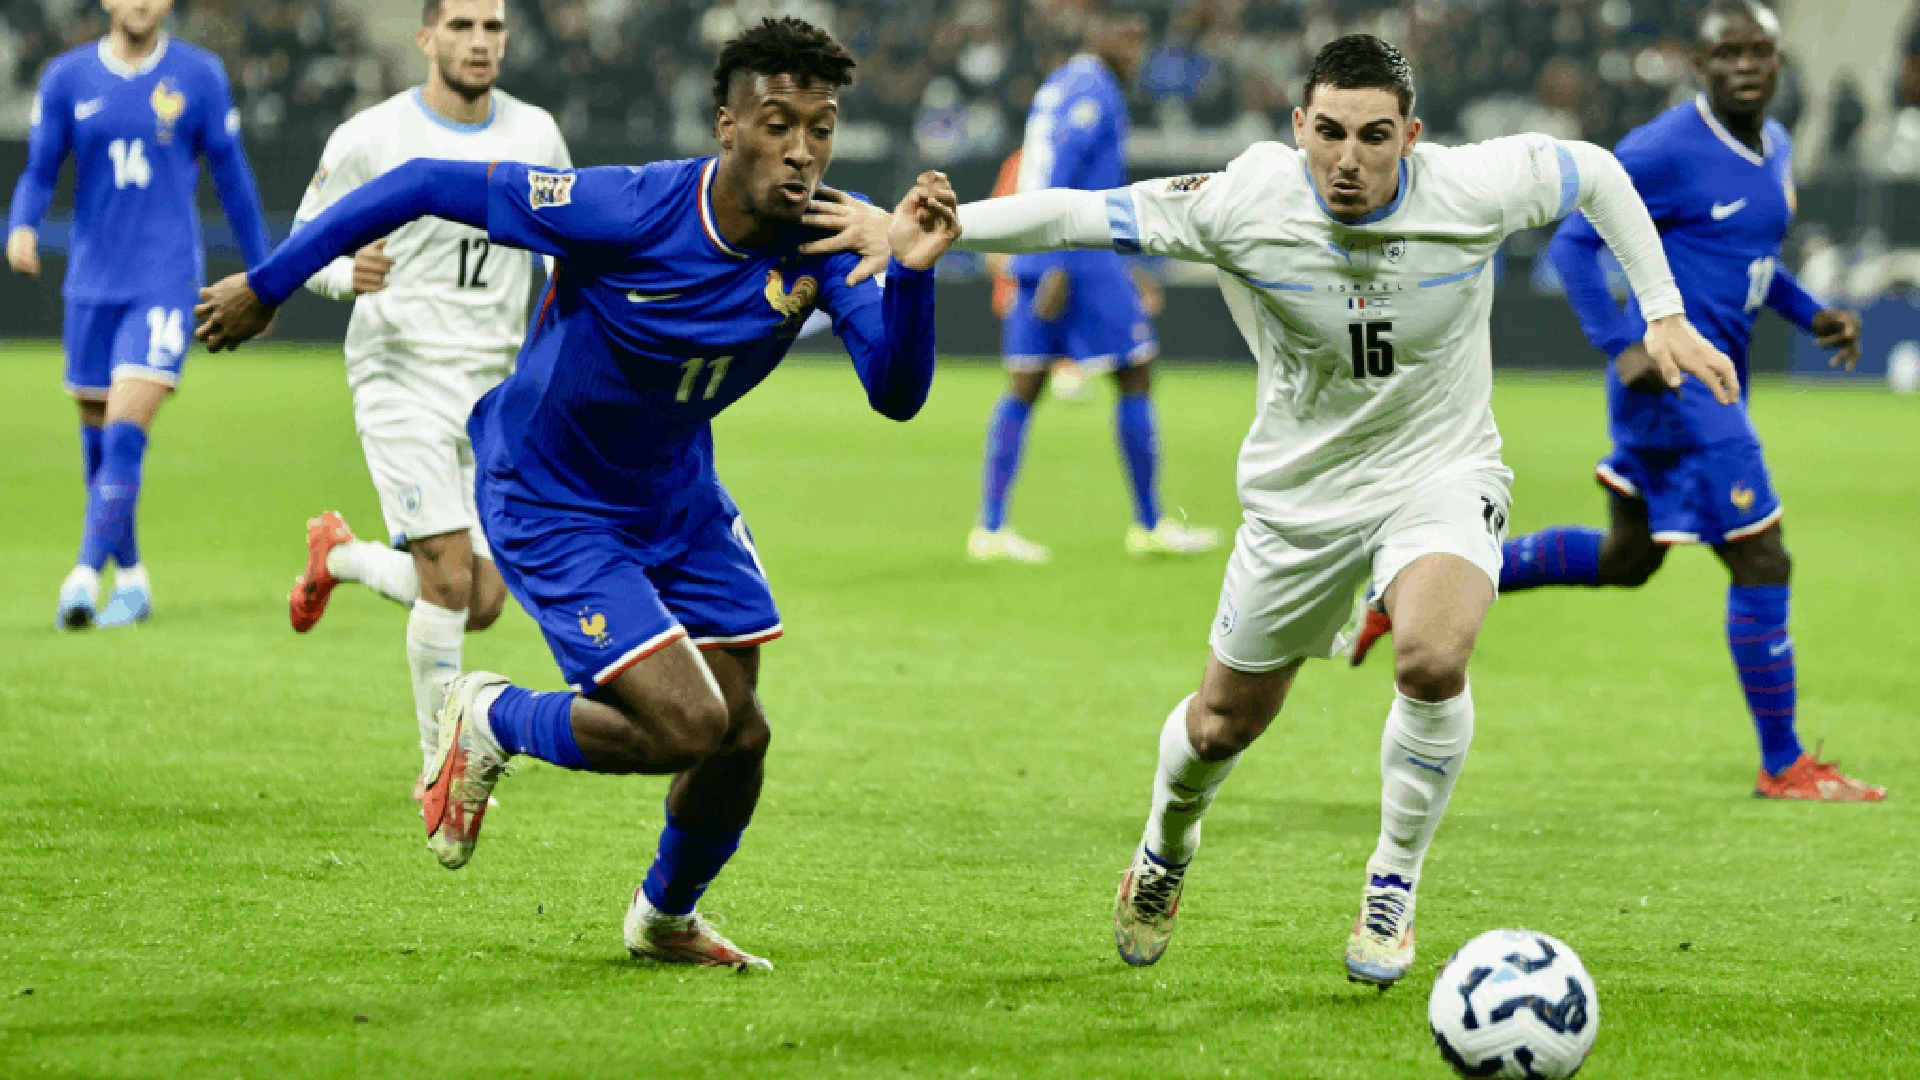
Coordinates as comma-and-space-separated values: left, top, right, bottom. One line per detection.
676, 355, 733, 402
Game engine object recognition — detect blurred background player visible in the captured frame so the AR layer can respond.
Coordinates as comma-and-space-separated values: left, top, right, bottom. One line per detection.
967, 10, 1217, 565
196, 18, 957, 971
984, 149, 1090, 402
5, 0, 268, 630
955, 33, 1738, 987
1354, 1, 1883, 803
283, 0, 571, 790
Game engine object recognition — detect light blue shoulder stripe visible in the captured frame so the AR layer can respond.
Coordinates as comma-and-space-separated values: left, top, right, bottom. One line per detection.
1229, 269, 1311, 292
1106, 189, 1141, 254
1554, 142, 1580, 219
1417, 260, 1489, 289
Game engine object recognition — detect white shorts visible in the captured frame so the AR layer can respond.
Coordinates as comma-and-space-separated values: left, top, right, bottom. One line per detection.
1208, 470, 1511, 672
358, 422, 489, 559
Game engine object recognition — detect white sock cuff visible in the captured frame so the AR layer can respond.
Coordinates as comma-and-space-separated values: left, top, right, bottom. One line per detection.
408, 599, 468, 647
1160, 694, 1241, 782
1389, 686, 1473, 754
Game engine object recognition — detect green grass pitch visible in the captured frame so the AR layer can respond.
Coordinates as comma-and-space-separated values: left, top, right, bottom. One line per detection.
0, 344, 1915, 1079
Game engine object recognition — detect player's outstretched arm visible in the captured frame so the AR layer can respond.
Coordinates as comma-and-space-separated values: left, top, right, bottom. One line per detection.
952, 188, 1112, 254
1764, 265, 1862, 370
835, 171, 960, 421
196, 159, 491, 351
1558, 141, 1740, 404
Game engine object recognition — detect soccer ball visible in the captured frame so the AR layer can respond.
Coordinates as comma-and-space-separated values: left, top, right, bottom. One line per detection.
1428, 929, 1599, 1078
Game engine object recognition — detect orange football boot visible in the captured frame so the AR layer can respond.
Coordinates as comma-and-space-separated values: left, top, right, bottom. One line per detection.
1755, 743, 1886, 802
1349, 607, 1392, 667
289, 511, 354, 633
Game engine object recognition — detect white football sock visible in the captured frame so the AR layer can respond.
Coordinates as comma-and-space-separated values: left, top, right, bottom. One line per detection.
62, 565, 101, 600
1370, 686, 1475, 882
326, 541, 419, 607
1142, 695, 1242, 865
114, 565, 148, 592
406, 599, 467, 767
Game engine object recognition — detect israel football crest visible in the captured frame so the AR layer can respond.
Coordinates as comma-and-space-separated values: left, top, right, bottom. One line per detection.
150, 79, 186, 144
1384, 238, 1407, 263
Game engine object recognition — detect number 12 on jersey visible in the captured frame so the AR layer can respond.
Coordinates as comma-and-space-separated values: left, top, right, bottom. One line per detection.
1347, 321, 1395, 378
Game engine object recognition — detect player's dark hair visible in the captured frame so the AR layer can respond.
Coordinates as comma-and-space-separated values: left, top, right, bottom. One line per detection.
711, 17, 857, 115
1303, 34, 1416, 118
422, 0, 441, 25
1697, 0, 1780, 44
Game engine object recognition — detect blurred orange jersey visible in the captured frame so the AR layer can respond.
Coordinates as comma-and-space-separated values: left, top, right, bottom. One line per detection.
990, 151, 1021, 319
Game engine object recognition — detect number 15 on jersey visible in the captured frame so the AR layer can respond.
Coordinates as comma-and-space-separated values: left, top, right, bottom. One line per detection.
1347, 321, 1395, 378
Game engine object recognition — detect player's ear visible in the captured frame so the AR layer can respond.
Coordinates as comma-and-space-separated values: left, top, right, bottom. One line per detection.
716, 107, 736, 152
415, 24, 433, 58
1291, 105, 1307, 147
1402, 116, 1422, 157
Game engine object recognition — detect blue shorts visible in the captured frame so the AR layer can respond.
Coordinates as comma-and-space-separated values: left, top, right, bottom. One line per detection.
478, 487, 782, 692
1002, 264, 1156, 373
62, 290, 198, 400
1596, 438, 1783, 546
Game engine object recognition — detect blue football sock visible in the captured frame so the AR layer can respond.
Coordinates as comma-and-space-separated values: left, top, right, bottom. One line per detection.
1499, 526, 1602, 592
487, 685, 590, 770
79, 421, 146, 573
1727, 584, 1802, 777
642, 808, 746, 917
979, 393, 1032, 531
1116, 392, 1160, 528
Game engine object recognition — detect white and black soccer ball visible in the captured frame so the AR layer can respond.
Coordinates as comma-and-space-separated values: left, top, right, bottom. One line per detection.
1428, 929, 1599, 1078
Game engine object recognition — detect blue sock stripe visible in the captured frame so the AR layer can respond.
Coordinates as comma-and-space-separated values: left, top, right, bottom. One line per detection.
1726, 584, 1801, 776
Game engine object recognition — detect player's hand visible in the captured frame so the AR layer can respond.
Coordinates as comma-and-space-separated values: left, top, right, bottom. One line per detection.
352, 239, 393, 295
6, 226, 39, 277
194, 273, 278, 352
1034, 267, 1069, 321
1643, 315, 1740, 405
1611, 343, 1669, 394
798, 187, 891, 286
1129, 263, 1165, 319
1813, 308, 1862, 371
887, 170, 961, 272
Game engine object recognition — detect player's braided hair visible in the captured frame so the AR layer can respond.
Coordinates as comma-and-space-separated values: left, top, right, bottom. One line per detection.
1304, 34, 1416, 118
711, 17, 858, 115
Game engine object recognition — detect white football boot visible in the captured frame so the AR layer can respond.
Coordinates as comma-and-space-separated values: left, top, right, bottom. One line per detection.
1126, 521, 1221, 557
967, 526, 1052, 564
1345, 866, 1417, 987
420, 671, 511, 869
624, 889, 772, 971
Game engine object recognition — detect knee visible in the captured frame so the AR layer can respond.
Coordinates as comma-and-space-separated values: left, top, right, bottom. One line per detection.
1598, 542, 1664, 587
1187, 693, 1266, 761
640, 696, 733, 774
465, 587, 506, 631
1731, 543, 1791, 586
1394, 639, 1470, 703
721, 707, 771, 763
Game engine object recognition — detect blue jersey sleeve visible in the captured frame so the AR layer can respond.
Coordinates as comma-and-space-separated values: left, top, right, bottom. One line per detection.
820, 256, 936, 421
1765, 264, 1822, 333
1546, 212, 1638, 360
248, 158, 489, 305
485, 161, 664, 258
7, 63, 71, 235
194, 59, 270, 267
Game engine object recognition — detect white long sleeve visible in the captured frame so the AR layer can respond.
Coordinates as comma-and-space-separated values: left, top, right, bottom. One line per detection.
955, 188, 1112, 254
1561, 140, 1683, 322
304, 256, 355, 301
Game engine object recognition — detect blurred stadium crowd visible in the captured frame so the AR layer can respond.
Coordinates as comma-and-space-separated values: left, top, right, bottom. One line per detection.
3, 0, 1919, 171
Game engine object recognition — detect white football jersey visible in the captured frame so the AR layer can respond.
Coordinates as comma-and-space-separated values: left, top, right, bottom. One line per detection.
296, 88, 571, 420
1117, 136, 1583, 532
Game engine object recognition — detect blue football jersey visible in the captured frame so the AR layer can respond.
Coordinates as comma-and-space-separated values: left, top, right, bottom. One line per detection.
1552, 95, 1811, 449
6, 35, 269, 301
1010, 55, 1131, 284
473, 157, 902, 537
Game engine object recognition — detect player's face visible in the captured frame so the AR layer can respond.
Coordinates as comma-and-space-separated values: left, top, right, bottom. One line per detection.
419, 0, 507, 99
1695, 13, 1780, 121
102, 0, 173, 41
718, 75, 839, 225
1093, 17, 1149, 85
1294, 87, 1420, 221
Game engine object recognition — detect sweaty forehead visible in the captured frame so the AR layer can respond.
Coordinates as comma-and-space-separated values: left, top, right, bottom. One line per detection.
733, 73, 840, 110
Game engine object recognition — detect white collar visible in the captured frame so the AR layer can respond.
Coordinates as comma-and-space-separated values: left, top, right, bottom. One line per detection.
98, 33, 169, 79
1693, 94, 1771, 167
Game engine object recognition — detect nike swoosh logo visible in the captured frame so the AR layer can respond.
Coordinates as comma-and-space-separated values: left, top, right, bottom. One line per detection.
627, 290, 682, 303
1769, 639, 1791, 657
74, 99, 105, 121
1710, 199, 1747, 220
